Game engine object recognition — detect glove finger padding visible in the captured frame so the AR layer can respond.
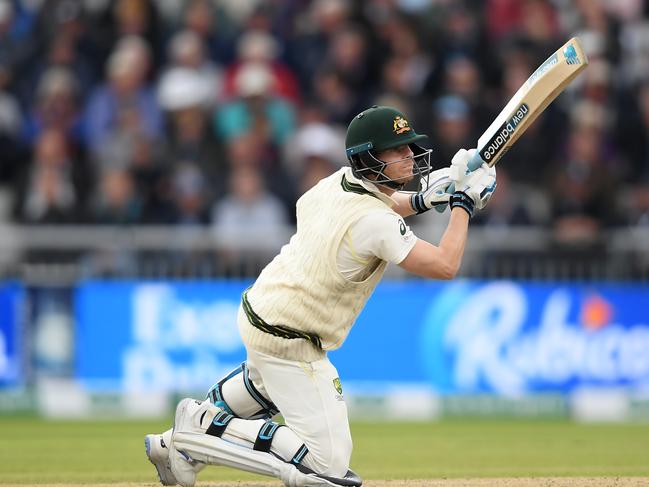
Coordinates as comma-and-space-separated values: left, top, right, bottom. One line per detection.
419, 167, 450, 191
411, 168, 452, 214
449, 148, 478, 185
422, 170, 452, 208
459, 163, 497, 211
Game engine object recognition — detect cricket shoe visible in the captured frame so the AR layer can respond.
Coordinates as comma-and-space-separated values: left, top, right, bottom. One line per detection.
169, 398, 213, 487
145, 430, 177, 485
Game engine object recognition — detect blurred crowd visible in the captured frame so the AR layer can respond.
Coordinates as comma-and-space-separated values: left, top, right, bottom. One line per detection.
1, 0, 649, 250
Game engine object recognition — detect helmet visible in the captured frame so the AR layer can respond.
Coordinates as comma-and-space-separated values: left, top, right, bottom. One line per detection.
345, 105, 432, 190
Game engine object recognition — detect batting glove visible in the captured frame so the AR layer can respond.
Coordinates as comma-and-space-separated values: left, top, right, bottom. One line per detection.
410, 168, 452, 214
455, 163, 497, 214
449, 148, 478, 187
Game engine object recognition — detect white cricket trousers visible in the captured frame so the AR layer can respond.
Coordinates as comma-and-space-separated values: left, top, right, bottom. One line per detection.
244, 346, 353, 478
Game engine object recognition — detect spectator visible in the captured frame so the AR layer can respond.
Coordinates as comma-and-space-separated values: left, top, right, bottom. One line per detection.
89, 0, 164, 72
84, 36, 163, 158
222, 29, 300, 103
0, 0, 646, 284
548, 101, 620, 245
311, 67, 365, 125
166, 162, 211, 225
181, 0, 236, 64
211, 165, 289, 262
157, 29, 222, 109
472, 169, 537, 227
15, 129, 86, 224
91, 168, 142, 224
213, 61, 296, 147
286, 0, 352, 93
375, 17, 432, 99
486, 0, 560, 48
428, 95, 475, 169
163, 101, 225, 196
23, 67, 83, 146
439, 54, 494, 131
617, 79, 649, 182
0, 0, 40, 83
283, 121, 346, 184
0, 62, 24, 185
21, 13, 97, 105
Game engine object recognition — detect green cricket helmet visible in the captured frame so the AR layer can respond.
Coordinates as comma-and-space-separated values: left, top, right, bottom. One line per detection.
345, 105, 432, 190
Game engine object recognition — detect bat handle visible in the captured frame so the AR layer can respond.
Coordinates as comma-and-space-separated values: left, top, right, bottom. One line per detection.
444, 151, 486, 195
467, 151, 485, 171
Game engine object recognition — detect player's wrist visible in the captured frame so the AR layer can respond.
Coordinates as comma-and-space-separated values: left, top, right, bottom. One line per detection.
450, 191, 475, 218
410, 193, 429, 214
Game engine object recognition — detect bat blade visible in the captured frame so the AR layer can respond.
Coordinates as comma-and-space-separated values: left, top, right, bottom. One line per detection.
445, 36, 589, 197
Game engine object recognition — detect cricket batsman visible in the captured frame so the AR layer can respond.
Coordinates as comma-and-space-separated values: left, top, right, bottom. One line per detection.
145, 105, 497, 487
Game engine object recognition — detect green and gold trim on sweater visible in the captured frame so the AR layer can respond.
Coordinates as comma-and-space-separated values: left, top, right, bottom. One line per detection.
341, 174, 378, 199
242, 288, 323, 350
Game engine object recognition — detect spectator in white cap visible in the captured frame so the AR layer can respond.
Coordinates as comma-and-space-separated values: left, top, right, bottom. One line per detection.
157, 29, 222, 111
283, 121, 347, 194
213, 61, 296, 147
223, 29, 300, 103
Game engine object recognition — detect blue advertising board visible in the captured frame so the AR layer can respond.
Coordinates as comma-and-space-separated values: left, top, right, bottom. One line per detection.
0, 282, 24, 387
76, 281, 252, 391
75, 280, 649, 395
338, 281, 649, 395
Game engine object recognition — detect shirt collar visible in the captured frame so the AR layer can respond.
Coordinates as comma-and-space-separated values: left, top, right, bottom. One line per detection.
342, 167, 397, 207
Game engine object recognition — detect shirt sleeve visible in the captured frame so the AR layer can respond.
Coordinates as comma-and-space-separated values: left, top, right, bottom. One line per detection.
350, 210, 418, 264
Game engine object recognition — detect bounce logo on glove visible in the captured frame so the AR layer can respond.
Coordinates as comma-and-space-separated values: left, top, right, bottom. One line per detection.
393, 116, 411, 134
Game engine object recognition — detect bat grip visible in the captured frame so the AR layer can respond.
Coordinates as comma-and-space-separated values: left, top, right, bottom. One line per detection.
445, 151, 486, 194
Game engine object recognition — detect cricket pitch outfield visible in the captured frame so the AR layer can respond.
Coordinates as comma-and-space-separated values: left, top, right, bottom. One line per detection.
1, 418, 648, 486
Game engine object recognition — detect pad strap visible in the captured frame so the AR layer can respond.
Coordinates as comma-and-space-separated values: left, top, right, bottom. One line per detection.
253, 421, 281, 452
252, 422, 310, 466
206, 409, 235, 438
290, 444, 309, 465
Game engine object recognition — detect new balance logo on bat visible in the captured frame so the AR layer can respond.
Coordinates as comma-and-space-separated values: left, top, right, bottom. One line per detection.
528, 54, 558, 85
563, 44, 581, 65
481, 104, 529, 162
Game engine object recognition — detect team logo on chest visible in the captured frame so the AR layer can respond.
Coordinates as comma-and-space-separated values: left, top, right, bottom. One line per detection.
393, 116, 411, 134
399, 219, 406, 235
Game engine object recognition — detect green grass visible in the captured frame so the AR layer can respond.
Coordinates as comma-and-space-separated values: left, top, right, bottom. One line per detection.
0, 417, 648, 483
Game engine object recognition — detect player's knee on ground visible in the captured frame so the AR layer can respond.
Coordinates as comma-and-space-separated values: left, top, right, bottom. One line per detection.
205, 362, 278, 419
300, 422, 353, 478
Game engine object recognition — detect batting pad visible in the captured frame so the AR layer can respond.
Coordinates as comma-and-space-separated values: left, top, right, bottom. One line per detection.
172, 431, 344, 487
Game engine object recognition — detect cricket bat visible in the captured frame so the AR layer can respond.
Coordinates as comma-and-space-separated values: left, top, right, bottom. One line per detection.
447, 37, 589, 192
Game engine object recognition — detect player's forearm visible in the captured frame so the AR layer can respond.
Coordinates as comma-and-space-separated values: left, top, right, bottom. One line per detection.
398, 207, 469, 279
390, 192, 417, 217
436, 207, 470, 278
